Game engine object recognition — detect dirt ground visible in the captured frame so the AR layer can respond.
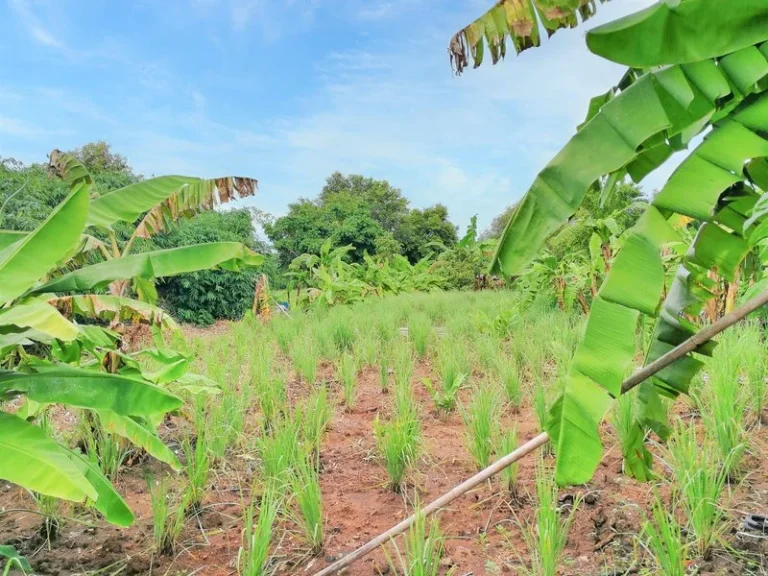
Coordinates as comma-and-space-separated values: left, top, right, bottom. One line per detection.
2, 346, 768, 576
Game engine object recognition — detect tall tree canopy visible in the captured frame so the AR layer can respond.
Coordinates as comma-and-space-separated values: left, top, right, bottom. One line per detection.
265, 172, 458, 267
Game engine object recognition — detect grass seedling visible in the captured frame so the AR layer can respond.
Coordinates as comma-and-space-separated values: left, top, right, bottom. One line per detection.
495, 356, 522, 410
337, 352, 358, 408
257, 375, 287, 432
379, 347, 391, 392
258, 416, 302, 487
288, 452, 324, 554
423, 370, 466, 413
610, 389, 646, 479
462, 385, 500, 470
298, 386, 332, 460
183, 433, 210, 512
642, 492, 686, 576
291, 336, 318, 384
77, 411, 127, 481
386, 508, 445, 576
494, 426, 519, 497
238, 488, 280, 576
374, 414, 420, 492
701, 366, 747, 477
408, 314, 431, 358
147, 473, 188, 556
668, 422, 728, 558
393, 341, 414, 390
517, 459, 579, 576
329, 312, 355, 353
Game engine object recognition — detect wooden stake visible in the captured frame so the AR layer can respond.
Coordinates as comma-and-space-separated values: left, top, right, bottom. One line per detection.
313, 289, 768, 576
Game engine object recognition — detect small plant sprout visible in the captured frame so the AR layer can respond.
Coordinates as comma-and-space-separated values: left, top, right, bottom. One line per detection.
379, 347, 391, 392
393, 341, 414, 390
298, 385, 333, 461
374, 413, 420, 492
258, 375, 287, 432
289, 451, 325, 554
494, 425, 519, 497
668, 422, 729, 558
336, 352, 358, 408
147, 473, 188, 556
291, 335, 318, 384
610, 389, 648, 479
386, 507, 445, 576
495, 355, 522, 410
517, 458, 580, 576
183, 433, 210, 512
238, 487, 280, 576
423, 372, 466, 414
258, 416, 302, 487
642, 491, 687, 576
408, 314, 431, 358
462, 384, 501, 470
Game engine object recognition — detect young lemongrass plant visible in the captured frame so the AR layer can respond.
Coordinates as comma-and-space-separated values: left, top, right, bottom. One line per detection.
408, 314, 431, 359
374, 412, 420, 492
379, 346, 391, 392
494, 425, 519, 497
273, 317, 298, 355
291, 335, 318, 384
738, 322, 767, 423
495, 355, 522, 410
238, 487, 280, 576
668, 422, 729, 558
532, 381, 552, 455
423, 371, 466, 414
288, 451, 325, 554
701, 365, 748, 477
517, 459, 580, 576
257, 374, 287, 432
356, 332, 379, 367
336, 352, 358, 408
609, 389, 646, 479
329, 312, 355, 354
205, 397, 231, 463
386, 507, 445, 576
147, 473, 188, 556
77, 411, 127, 481
183, 433, 210, 512
258, 416, 302, 488
298, 386, 333, 461
642, 492, 687, 576
393, 341, 414, 391
462, 384, 501, 470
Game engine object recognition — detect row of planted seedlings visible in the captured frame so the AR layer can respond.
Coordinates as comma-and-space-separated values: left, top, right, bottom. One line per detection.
105, 291, 768, 575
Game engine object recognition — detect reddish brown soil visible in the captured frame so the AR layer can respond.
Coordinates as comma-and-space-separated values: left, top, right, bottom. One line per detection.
2, 350, 767, 576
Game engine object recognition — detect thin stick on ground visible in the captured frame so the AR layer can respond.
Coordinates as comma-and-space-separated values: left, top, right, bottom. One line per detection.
311, 289, 768, 576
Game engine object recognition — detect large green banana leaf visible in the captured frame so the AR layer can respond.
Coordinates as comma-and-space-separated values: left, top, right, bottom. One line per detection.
0, 231, 26, 251
31, 242, 264, 294
0, 366, 182, 415
490, 44, 768, 277
0, 412, 96, 501
64, 448, 134, 526
0, 181, 89, 305
87, 175, 258, 237
0, 299, 79, 341
47, 294, 179, 331
99, 410, 181, 470
449, 0, 768, 74
548, 80, 768, 485
586, 0, 768, 68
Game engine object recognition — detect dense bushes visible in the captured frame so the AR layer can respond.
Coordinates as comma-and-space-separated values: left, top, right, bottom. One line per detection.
152, 210, 276, 326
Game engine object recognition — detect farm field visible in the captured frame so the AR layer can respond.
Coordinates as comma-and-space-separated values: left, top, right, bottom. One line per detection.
2, 291, 767, 576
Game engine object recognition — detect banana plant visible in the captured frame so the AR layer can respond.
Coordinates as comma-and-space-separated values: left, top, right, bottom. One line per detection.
452, 0, 768, 484
0, 152, 260, 526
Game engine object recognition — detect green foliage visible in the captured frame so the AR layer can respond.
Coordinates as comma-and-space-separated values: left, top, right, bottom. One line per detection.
288, 451, 324, 554
238, 487, 279, 576
394, 204, 458, 263
374, 411, 420, 492
494, 426, 519, 494
386, 508, 446, 576
642, 492, 687, 576
462, 385, 500, 469
147, 473, 188, 556
153, 210, 272, 326
517, 459, 579, 576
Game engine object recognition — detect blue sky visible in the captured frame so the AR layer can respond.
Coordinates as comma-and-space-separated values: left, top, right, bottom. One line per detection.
0, 0, 678, 234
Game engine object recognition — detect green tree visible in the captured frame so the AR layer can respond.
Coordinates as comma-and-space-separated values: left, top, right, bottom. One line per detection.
68, 140, 130, 175
394, 205, 458, 263
321, 172, 409, 233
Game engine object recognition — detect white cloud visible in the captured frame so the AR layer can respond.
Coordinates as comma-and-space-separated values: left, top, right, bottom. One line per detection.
9, 0, 66, 50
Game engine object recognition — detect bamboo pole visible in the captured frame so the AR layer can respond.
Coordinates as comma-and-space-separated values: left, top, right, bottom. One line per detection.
312, 289, 768, 576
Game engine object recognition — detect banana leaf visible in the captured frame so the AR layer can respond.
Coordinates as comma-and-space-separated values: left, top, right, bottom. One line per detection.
0, 299, 79, 341
31, 242, 264, 294
48, 294, 179, 331
0, 366, 182, 415
0, 412, 95, 501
